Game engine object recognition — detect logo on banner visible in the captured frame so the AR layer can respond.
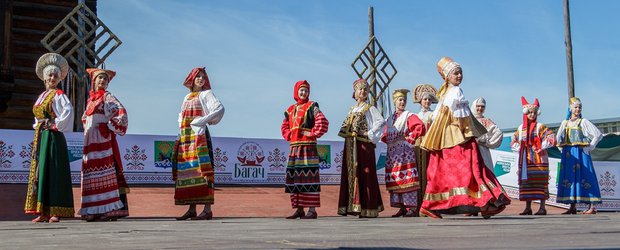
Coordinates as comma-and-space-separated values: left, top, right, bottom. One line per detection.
267, 147, 287, 171
20, 142, 32, 169
493, 161, 511, 177
124, 145, 147, 170
154, 140, 174, 169
376, 152, 387, 170
317, 144, 331, 170
65, 138, 83, 163
234, 141, 266, 180
0, 140, 15, 169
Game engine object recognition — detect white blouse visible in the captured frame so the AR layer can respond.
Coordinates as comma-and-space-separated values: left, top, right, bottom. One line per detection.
32, 90, 74, 133
417, 108, 433, 126
178, 90, 225, 135
432, 85, 470, 120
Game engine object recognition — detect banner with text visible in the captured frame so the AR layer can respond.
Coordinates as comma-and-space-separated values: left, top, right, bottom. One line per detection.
0, 129, 386, 185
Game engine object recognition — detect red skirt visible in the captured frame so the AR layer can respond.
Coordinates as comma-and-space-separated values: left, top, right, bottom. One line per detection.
422, 139, 510, 213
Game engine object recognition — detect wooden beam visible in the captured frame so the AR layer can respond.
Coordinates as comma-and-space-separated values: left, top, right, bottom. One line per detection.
564, 0, 575, 100
1, 0, 13, 81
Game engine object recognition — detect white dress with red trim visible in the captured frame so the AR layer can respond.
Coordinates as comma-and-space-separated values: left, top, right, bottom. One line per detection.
79, 91, 129, 216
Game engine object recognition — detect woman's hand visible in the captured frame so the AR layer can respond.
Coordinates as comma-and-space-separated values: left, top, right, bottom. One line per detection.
41, 119, 55, 130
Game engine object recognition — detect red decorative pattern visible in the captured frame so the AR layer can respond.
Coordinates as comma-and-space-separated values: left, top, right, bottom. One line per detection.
0, 140, 15, 169
124, 145, 147, 170
213, 147, 229, 172
268, 147, 287, 171
599, 171, 617, 197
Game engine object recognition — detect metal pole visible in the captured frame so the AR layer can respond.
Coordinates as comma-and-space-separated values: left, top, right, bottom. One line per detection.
564, 0, 575, 100
368, 6, 377, 108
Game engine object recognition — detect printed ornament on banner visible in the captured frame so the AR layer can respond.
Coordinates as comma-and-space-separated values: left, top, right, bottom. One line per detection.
0, 140, 15, 169
334, 149, 344, 172
125, 144, 147, 171
213, 147, 229, 172
267, 147, 287, 171
599, 171, 617, 197
19, 142, 32, 169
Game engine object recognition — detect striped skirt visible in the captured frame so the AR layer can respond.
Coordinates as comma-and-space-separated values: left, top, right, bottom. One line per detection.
174, 131, 215, 205
285, 144, 320, 208
518, 163, 549, 201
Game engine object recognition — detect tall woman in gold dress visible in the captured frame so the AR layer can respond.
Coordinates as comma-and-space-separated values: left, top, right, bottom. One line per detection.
419, 57, 510, 219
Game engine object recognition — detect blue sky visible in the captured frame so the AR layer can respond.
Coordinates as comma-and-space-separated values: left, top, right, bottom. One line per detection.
97, 0, 620, 140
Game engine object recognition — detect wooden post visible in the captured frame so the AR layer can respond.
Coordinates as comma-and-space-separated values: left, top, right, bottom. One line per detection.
368, 6, 377, 108
74, 0, 86, 132
564, 0, 575, 100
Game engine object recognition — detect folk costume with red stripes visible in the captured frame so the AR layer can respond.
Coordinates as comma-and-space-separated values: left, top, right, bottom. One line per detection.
281, 80, 329, 209
172, 67, 225, 205
420, 57, 510, 218
337, 79, 386, 218
79, 68, 130, 218
510, 97, 556, 201
381, 89, 426, 210
25, 53, 75, 219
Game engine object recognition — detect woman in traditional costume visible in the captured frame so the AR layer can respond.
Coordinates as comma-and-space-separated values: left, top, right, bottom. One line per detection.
471, 97, 503, 171
556, 97, 603, 214
510, 97, 556, 215
281, 80, 329, 219
79, 68, 129, 221
337, 79, 385, 218
381, 89, 426, 217
412, 84, 437, 215
420, 57, 510, 219
172, 67, 224, 220
25, 53, 75, 223
413, 84, 437, 129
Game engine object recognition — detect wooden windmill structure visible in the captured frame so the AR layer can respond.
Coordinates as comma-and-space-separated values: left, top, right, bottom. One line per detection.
351, 7, 397, 116
0, 0, 121, 132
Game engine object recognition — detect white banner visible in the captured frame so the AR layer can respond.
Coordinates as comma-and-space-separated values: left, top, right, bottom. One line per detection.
0, 129, 387, 185
4, 129, 617, 210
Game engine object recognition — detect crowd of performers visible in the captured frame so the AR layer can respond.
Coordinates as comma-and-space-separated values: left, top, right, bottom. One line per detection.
24, 53, 604, 222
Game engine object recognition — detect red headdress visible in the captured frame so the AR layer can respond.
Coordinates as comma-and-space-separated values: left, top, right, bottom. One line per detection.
183, 67, 211, 91
521, 96, 541, 134
521, 96, 543, 150
293, 80, 310, 104
86, 68, 116, 100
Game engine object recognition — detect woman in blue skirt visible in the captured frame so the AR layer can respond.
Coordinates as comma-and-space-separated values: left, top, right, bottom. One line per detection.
556, 97, 603, 214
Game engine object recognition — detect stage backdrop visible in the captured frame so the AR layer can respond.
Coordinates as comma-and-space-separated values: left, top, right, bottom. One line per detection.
0, 129, 386, 185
